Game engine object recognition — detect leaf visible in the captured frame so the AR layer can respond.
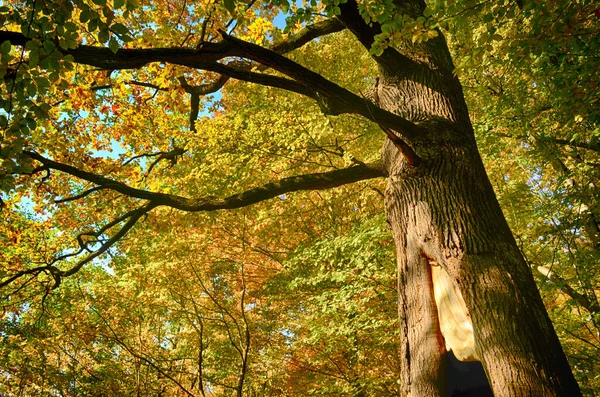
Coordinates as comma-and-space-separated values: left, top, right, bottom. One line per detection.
111, 23, 129, 36
224, 0, 235, 14
108, 37, 119, 54
1, 40, 11, 55
80, 9, 91, 23
98, 28, 110, 43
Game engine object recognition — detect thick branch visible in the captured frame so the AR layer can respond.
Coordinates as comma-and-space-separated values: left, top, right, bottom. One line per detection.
335, 0, 416, 72
24, 151, 386, 212
1, 21, 423, 147
216, 32, 423, 144
0, 19, 343, 70
537, 266, 600, 316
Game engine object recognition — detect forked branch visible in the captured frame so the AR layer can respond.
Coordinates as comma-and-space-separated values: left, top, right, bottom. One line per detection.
0, 17, 423, 153
0, 203, 154, 290
0, 151, 386, 289
24, 151, 386, 212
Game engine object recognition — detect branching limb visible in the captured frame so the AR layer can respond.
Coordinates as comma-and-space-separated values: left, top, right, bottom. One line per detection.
1, 151, 386, 288
214, 31, 423, 145
335, 0, 416, 71
122, 150, 164, 166
24, 151, 386, 212
0, 203, 155, 290
0, 19, 423, 149
122, 146, 188, 174
145, 146, 188, 175
103, 19, 345, 133
0, 264, 62, 291
178, 75, 229, 132
61, 203, 155, 278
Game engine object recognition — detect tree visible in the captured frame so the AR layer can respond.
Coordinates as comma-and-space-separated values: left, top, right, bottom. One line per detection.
0, 0, 595, 395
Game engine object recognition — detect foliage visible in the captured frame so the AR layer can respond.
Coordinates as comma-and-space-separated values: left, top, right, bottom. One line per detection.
0, 0, 599, 395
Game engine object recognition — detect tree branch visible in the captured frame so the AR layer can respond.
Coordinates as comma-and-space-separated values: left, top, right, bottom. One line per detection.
0, 203, 154, 290
4, 148, 386, 288
335, 0, 416, 71
537, 266, 600, 316
24, 151, 386, 212
214, 31, 423, 145
181, 19, 346, 132
1, 20, 423, 148
272, 19, 345, 53
54, 186, 107, 203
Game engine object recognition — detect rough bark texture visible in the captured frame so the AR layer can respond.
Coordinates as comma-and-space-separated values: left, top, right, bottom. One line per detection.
368, 1, 583, 395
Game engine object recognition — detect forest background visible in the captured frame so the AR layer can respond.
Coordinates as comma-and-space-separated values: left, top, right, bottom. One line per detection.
0, 0, 599, 395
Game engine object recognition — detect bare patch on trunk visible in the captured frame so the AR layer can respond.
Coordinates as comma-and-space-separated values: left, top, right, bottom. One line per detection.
431, 262, 478, 362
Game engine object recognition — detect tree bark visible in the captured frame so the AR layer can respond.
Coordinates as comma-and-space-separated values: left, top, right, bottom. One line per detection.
368, 6, 583, 397
333, 0, 585, 394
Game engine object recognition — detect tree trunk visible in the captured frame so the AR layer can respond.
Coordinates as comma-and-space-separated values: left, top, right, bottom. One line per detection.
366, 2, 583, 395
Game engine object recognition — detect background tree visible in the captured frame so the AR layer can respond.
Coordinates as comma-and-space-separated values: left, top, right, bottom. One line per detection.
1, 0, 598, 396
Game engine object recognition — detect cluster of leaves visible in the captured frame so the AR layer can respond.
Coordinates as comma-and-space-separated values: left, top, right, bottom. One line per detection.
0, 4, 397, 393
0, 188, 395, 396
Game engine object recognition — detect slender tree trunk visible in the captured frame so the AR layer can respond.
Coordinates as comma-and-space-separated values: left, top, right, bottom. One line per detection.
351, 0, 584, 395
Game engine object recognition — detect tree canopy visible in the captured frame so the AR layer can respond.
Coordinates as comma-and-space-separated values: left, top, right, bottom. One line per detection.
0, 0, 598, 395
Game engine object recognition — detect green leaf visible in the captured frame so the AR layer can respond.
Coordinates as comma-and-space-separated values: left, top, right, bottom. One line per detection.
80, 9, 91, 23
88, 18, 98, 32
0, 40, 11, 55
35, 77, 50, 89
43, 40, 56, 53
29, 48, 39, 67
126, 0, 138, 11
224, 0, 235, 14
110, 23, 129, 36
114, 0, 125, 8
108, 37, 119, 54
27, 81, 37, 97
98, 28, 110, 44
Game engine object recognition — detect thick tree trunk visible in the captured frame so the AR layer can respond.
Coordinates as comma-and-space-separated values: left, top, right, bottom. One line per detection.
364, 3, 583, 396
383, 130, 581, 395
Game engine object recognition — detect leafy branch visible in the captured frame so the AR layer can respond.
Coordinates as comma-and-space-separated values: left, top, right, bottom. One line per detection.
1, 151, 386, 289
0, 203, 154, 290
24, 151, 386, 212
0, 17, 424, 161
